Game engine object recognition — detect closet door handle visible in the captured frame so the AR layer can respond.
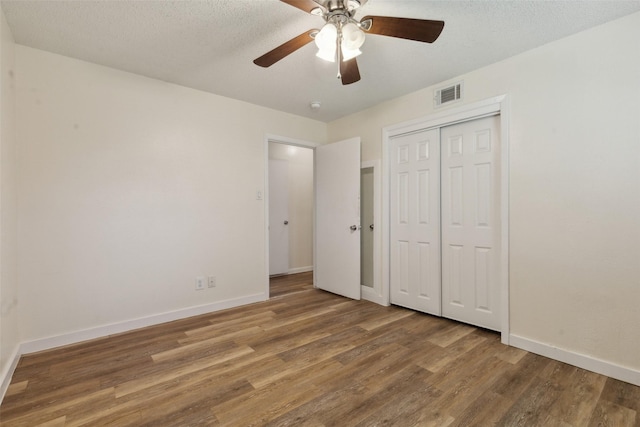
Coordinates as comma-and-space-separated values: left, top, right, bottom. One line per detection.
369, 224, 374, 230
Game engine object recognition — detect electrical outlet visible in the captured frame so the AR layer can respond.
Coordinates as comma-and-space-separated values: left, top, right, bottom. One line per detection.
195, 276, 205, 290
208, 276, 216, 288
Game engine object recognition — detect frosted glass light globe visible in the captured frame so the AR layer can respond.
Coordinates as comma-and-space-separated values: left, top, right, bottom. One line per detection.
315, 23, 338, 62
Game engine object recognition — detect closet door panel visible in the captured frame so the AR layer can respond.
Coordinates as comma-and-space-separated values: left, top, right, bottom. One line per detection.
389, 129, 441, 314
441, 116, 501, 331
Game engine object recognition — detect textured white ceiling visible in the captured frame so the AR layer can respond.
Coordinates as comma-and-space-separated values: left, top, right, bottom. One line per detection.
2, 0, 640, 122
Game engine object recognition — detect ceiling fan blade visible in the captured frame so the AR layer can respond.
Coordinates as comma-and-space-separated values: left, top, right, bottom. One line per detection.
340, 57, 361, 85
280, 0, 323, 14
361, 16, 445, 43
254, 30, 317, 68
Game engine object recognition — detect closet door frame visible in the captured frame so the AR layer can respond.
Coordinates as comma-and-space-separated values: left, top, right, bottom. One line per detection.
381, 95, 510, 344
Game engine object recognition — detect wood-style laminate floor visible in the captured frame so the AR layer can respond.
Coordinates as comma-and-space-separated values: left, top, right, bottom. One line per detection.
2, 272, 638, 426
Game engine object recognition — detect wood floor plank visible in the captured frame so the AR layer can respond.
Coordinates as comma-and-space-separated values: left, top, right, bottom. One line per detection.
182, 311, 276, 339
152, 327, 263, 362
332, 328, 411, 365
114, 345, 254, 398
264, 379, 369, 427
355, 380, 448, 427
249, 330, 358, 389
118, 379, 252, 427
1, 388, 114, 427
260, 306, 337, 331
491, 351, 552, 398
212, 375, 320, 425
546, 368, 608, 426
417, 330, 488, 373
497, 374, 568, 426
496, 342, 528, 364
3, 382, 27, 398
2, 271, 639, 426
588, 399, 638, 427
35, 416, 66, 427
434, 356, 510, 418
599, 377, 640, 416
426, 322, 477, 348
350, 364, 444, 427
448, 390, 512, 426
313, 343, 410, 392
0, 378, 103, 420
240, 326, 332, 356
356, 308, 415, 331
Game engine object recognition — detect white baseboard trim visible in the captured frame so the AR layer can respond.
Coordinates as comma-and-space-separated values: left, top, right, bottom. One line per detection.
287, 266, 313, 275
0, 345, 22, 403
509, 334, 640, 387
19, 293, 267, 356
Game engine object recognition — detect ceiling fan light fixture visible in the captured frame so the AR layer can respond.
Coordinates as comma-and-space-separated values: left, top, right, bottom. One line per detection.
316, 46, 337, 62
341, 22, 365, 50
341, 47, 362, 61
315, 23, 338, 62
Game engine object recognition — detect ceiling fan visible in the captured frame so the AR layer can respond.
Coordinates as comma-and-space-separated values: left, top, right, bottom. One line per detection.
253, 0, 445, 85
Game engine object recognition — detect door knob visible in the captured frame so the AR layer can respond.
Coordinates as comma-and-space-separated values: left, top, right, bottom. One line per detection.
284, 220, 289, 225
350, 225, 358, 231
369, 224, 374, 230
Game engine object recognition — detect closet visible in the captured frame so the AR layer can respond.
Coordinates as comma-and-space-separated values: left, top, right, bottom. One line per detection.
389, 115, 501, 331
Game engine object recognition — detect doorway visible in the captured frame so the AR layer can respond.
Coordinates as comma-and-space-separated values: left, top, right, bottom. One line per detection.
265, 136, 364, 301
268, 142, 314, 279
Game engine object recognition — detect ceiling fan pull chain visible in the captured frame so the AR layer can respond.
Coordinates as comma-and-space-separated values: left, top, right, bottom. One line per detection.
336, 29, 343, 79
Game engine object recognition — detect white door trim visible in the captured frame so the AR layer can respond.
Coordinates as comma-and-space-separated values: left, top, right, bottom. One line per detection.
361, 160, 386, 306
381, 95, 510, 344
264, 135, 320, 298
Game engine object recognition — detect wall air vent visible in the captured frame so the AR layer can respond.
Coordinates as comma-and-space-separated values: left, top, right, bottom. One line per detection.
434, 81, 463, 108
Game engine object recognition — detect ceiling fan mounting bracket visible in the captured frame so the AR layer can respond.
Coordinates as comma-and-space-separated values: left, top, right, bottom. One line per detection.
318, 0, 367, 12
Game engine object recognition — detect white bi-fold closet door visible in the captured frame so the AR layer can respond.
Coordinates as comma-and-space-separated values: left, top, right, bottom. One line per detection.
390, 115, 501, 331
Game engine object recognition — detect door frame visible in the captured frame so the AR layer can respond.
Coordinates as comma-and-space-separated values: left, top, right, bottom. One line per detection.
381, 95, 511, 344
360, 160, 385, 306
264, 135, 320, 298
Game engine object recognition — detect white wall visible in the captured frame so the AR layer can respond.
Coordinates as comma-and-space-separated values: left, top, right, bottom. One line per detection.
15, 46, 326, 343
328, 12, 640, 373
0, 7, 19, 388
268, 142, 314, 272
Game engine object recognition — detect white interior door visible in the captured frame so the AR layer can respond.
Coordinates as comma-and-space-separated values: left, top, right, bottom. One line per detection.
315, 137, 361, 300
441, 115, 501, 330
269, 158, 289, 275
389, 129, 441, 314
